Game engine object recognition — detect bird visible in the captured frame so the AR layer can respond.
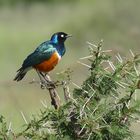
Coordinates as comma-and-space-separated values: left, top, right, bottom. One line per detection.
14, 32, 72, 82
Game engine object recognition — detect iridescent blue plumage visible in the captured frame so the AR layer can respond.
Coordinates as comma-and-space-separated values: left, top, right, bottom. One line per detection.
14, 32, 71, 81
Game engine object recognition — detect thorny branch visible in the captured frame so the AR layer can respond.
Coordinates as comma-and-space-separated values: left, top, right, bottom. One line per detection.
3, 40, 140, 140
30, 71, 71, 109
42, 75, 61, 110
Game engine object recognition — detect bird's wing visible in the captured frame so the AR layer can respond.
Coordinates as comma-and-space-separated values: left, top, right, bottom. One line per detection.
22, 42, 56, 68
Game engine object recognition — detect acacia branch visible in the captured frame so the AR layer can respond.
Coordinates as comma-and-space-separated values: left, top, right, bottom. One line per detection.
44, 75, 61, 110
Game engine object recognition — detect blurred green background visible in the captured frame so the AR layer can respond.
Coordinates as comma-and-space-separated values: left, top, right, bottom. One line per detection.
0, 0, 140, 137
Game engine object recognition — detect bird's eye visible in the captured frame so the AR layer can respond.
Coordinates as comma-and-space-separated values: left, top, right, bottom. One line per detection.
61, 34, 64, 38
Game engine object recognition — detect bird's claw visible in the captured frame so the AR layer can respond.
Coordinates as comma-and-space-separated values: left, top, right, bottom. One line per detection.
40, 81, 56, 89
40, 81, 46, 89
46, 81, 56, 89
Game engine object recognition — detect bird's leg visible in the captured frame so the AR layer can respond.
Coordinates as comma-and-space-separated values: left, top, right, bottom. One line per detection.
40, 72, 58, 88
39, 72, 56, 88
39, 72, 48, 81
36, 70, 46, 89
44, 73, 62, 87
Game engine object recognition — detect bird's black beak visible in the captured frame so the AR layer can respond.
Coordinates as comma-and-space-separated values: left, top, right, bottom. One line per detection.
66, 34, 72, 38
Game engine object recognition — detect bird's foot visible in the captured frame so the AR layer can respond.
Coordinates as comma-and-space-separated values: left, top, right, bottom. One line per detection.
40, 80, 57, 89
46, 81, 56, 89
40, 81, 46, 89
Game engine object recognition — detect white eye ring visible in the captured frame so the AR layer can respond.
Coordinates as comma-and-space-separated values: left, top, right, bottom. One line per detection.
61, 34, 64, 38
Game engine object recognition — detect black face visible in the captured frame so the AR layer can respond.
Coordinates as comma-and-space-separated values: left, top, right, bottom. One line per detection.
57, 32, 68, 43
51, 32, 71, 44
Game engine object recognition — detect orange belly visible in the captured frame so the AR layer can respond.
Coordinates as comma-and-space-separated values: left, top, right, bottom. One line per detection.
34, 52, 61, 72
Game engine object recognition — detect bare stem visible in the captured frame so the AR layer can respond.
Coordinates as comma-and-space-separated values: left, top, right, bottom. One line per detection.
45, 75, 61, 110
62, 81, 70, 102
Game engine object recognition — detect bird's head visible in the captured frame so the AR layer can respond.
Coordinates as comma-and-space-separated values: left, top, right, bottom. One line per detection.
50, 32, 72, 44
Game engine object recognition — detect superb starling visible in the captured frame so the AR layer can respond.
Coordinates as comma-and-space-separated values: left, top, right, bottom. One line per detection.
14, 32, 71, 81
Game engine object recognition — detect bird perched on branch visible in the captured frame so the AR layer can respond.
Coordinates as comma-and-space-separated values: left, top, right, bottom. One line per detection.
14, 32, 72, 82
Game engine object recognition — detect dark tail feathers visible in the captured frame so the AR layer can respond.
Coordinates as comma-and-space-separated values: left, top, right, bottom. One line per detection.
14, 68, 27, 82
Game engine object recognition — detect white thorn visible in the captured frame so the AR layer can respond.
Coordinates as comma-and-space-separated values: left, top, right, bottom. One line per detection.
40, 100, 48, 108
102, 117, 108, 124
97, 125, 109, 129
91, 105, 99, 115
129, 49, 135, 57
115, 55, 122, 63
104, 66, 110, 71
100, 60, 105, 64
125, 102, 130, 109
101, 50, 112, 53
87, 132, 92, 140
78, 124, 86, 135
20, 111, 28, 124
72, 82, 88, 93
134, 64, 139, 76
108, 61, 116, 71
124, 70, 136, 77
87, 84, 95, 92
117, 53, 123, 63
115, 81, 126, 88
134, 92, 137, 101
88, 45, 94, 51
77, 61, 91, 68
42, 121, 48, 127
112, 87, 119, 94
111, 94, 119, 100
80, 91, 95, 117
79, 55, 93, 60
119, 81, 130, 86
86, 41, 97, 48
92, 82, 98, 87
94, 115, 103, 121
57, 94, 61, 102
118, 104, 121, 117
7, 122, 12, 135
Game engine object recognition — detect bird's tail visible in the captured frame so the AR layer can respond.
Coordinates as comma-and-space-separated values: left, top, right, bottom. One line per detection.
14, 67, 27, 82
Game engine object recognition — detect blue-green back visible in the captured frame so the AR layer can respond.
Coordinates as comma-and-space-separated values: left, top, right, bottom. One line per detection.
22, 41, 56, 68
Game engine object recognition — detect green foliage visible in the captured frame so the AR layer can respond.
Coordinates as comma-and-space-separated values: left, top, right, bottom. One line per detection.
0, 0, 77, 6
0, 115, 16, 139
1, 41, 140, 139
